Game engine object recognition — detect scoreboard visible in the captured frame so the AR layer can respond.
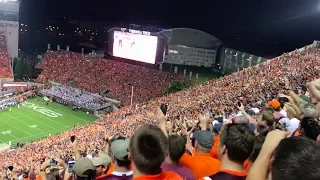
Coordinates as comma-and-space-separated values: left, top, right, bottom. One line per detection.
106, 27, 166, 65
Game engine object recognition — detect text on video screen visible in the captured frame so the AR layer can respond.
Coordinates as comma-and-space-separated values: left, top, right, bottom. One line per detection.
113, 31, 158, 64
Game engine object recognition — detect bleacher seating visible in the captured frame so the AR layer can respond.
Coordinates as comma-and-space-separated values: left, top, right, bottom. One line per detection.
0, 33, 13, 78
36, 51, 183, 105
0, 44, 319, 180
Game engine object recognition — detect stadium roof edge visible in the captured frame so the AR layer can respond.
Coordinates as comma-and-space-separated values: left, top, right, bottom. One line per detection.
157, 28, 222, 43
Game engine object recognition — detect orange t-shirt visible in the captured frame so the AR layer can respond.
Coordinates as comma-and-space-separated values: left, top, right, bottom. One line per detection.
96, 174, 108, 179
179, 152, 221, 179
243, 160, 250, 172
210, 136, 220, 159
133, 171, 182, 180
106, 163, 115, 175
293, 130, 301, 137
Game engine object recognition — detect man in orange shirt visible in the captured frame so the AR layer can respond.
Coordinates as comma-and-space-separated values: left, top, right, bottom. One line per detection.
207, 124, 255, 179
179, 114, 221, 179
129, 124, 182, 180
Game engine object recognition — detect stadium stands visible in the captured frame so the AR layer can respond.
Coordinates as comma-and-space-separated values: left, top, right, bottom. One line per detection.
0, 32, 13, 78
0, 45, 320, 180
36, 51, 182, 105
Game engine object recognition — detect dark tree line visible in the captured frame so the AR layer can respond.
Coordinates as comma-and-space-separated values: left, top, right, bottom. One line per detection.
12, 57, 37, 80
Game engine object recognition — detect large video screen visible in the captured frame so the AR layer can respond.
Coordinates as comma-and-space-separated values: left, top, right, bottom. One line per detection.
113, 31, 158, 64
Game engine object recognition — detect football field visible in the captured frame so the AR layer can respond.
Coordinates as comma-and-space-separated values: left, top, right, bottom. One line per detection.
0, 98, 98, 146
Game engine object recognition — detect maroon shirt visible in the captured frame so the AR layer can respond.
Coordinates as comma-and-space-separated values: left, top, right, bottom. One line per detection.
161, 162, 196, 180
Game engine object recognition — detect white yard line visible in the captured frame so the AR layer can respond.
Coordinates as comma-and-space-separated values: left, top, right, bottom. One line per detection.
8, 133, 20, 141
0, 116, 32, 136
23, 109, 67, 127
45, 105, 92, 123
13, 109, 57, 131
11, 126, 71, 143
4, 114, 46, 133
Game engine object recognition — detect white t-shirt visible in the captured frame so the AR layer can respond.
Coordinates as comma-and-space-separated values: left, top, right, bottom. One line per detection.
280, 109, 288, 117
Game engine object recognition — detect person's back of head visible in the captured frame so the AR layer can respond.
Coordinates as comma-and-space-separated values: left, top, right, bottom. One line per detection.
271, 137, 320, 180
45, 172, 59, 180
193, 130, 213, 153
167, 135, 186, 163
300, 117, 320, 141
74, 157, 96, 180
129, 124, 168, 175
219, 123, 255, 164
257, 124, 271, 136
248, 136, 265, 163
261, 110, 275, 127
110, 137, 131, 170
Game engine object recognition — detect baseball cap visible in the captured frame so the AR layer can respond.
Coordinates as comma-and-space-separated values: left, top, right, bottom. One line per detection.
110, 137, 130, 161
297, 101, 319, 119
73, 158, 95, 177
213, 123, 222, 132
193, 130, 213, 149
91, 152, 111, 167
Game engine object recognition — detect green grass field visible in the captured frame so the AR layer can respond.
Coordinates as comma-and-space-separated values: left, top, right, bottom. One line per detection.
0, 98, 97, 145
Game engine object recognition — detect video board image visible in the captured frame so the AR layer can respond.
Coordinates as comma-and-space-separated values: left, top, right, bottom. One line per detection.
113, 31, 158, 64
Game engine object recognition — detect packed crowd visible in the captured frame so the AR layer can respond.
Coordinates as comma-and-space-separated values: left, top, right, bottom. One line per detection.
0, 46, 319, 180
0, 33, 12, 79
0, 96, 17, 110
36, 51, 182, 105
0, 88, 15, 98
42, 85, 109, 110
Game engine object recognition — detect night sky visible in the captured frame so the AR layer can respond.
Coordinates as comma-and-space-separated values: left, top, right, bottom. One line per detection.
20, 0, 320, 57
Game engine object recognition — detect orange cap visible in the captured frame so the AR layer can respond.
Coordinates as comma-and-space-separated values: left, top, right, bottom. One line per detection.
268, 99, 281, 109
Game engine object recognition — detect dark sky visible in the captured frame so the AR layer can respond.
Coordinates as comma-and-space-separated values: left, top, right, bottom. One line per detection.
20, 0, 320, 57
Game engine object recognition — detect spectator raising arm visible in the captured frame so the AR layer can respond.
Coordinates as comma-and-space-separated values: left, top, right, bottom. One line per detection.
307, 78, 320, 102
158, 108, 168, 137
39, 160, 51, 180
246, 130, 289, 180
238, 103, 257, 126
72, 138, 81, 161
199, 113, 209, 130
181, 120, 194, 153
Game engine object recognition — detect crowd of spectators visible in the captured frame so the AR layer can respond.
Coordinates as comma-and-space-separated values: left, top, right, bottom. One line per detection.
36, 51, 182, 105
0, 96, 17, 109
0, 88, 15, 98
42, 85, 110, 110
0, 87, 29, 99
0, 46, 319, 180
0, 33, 13, 79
